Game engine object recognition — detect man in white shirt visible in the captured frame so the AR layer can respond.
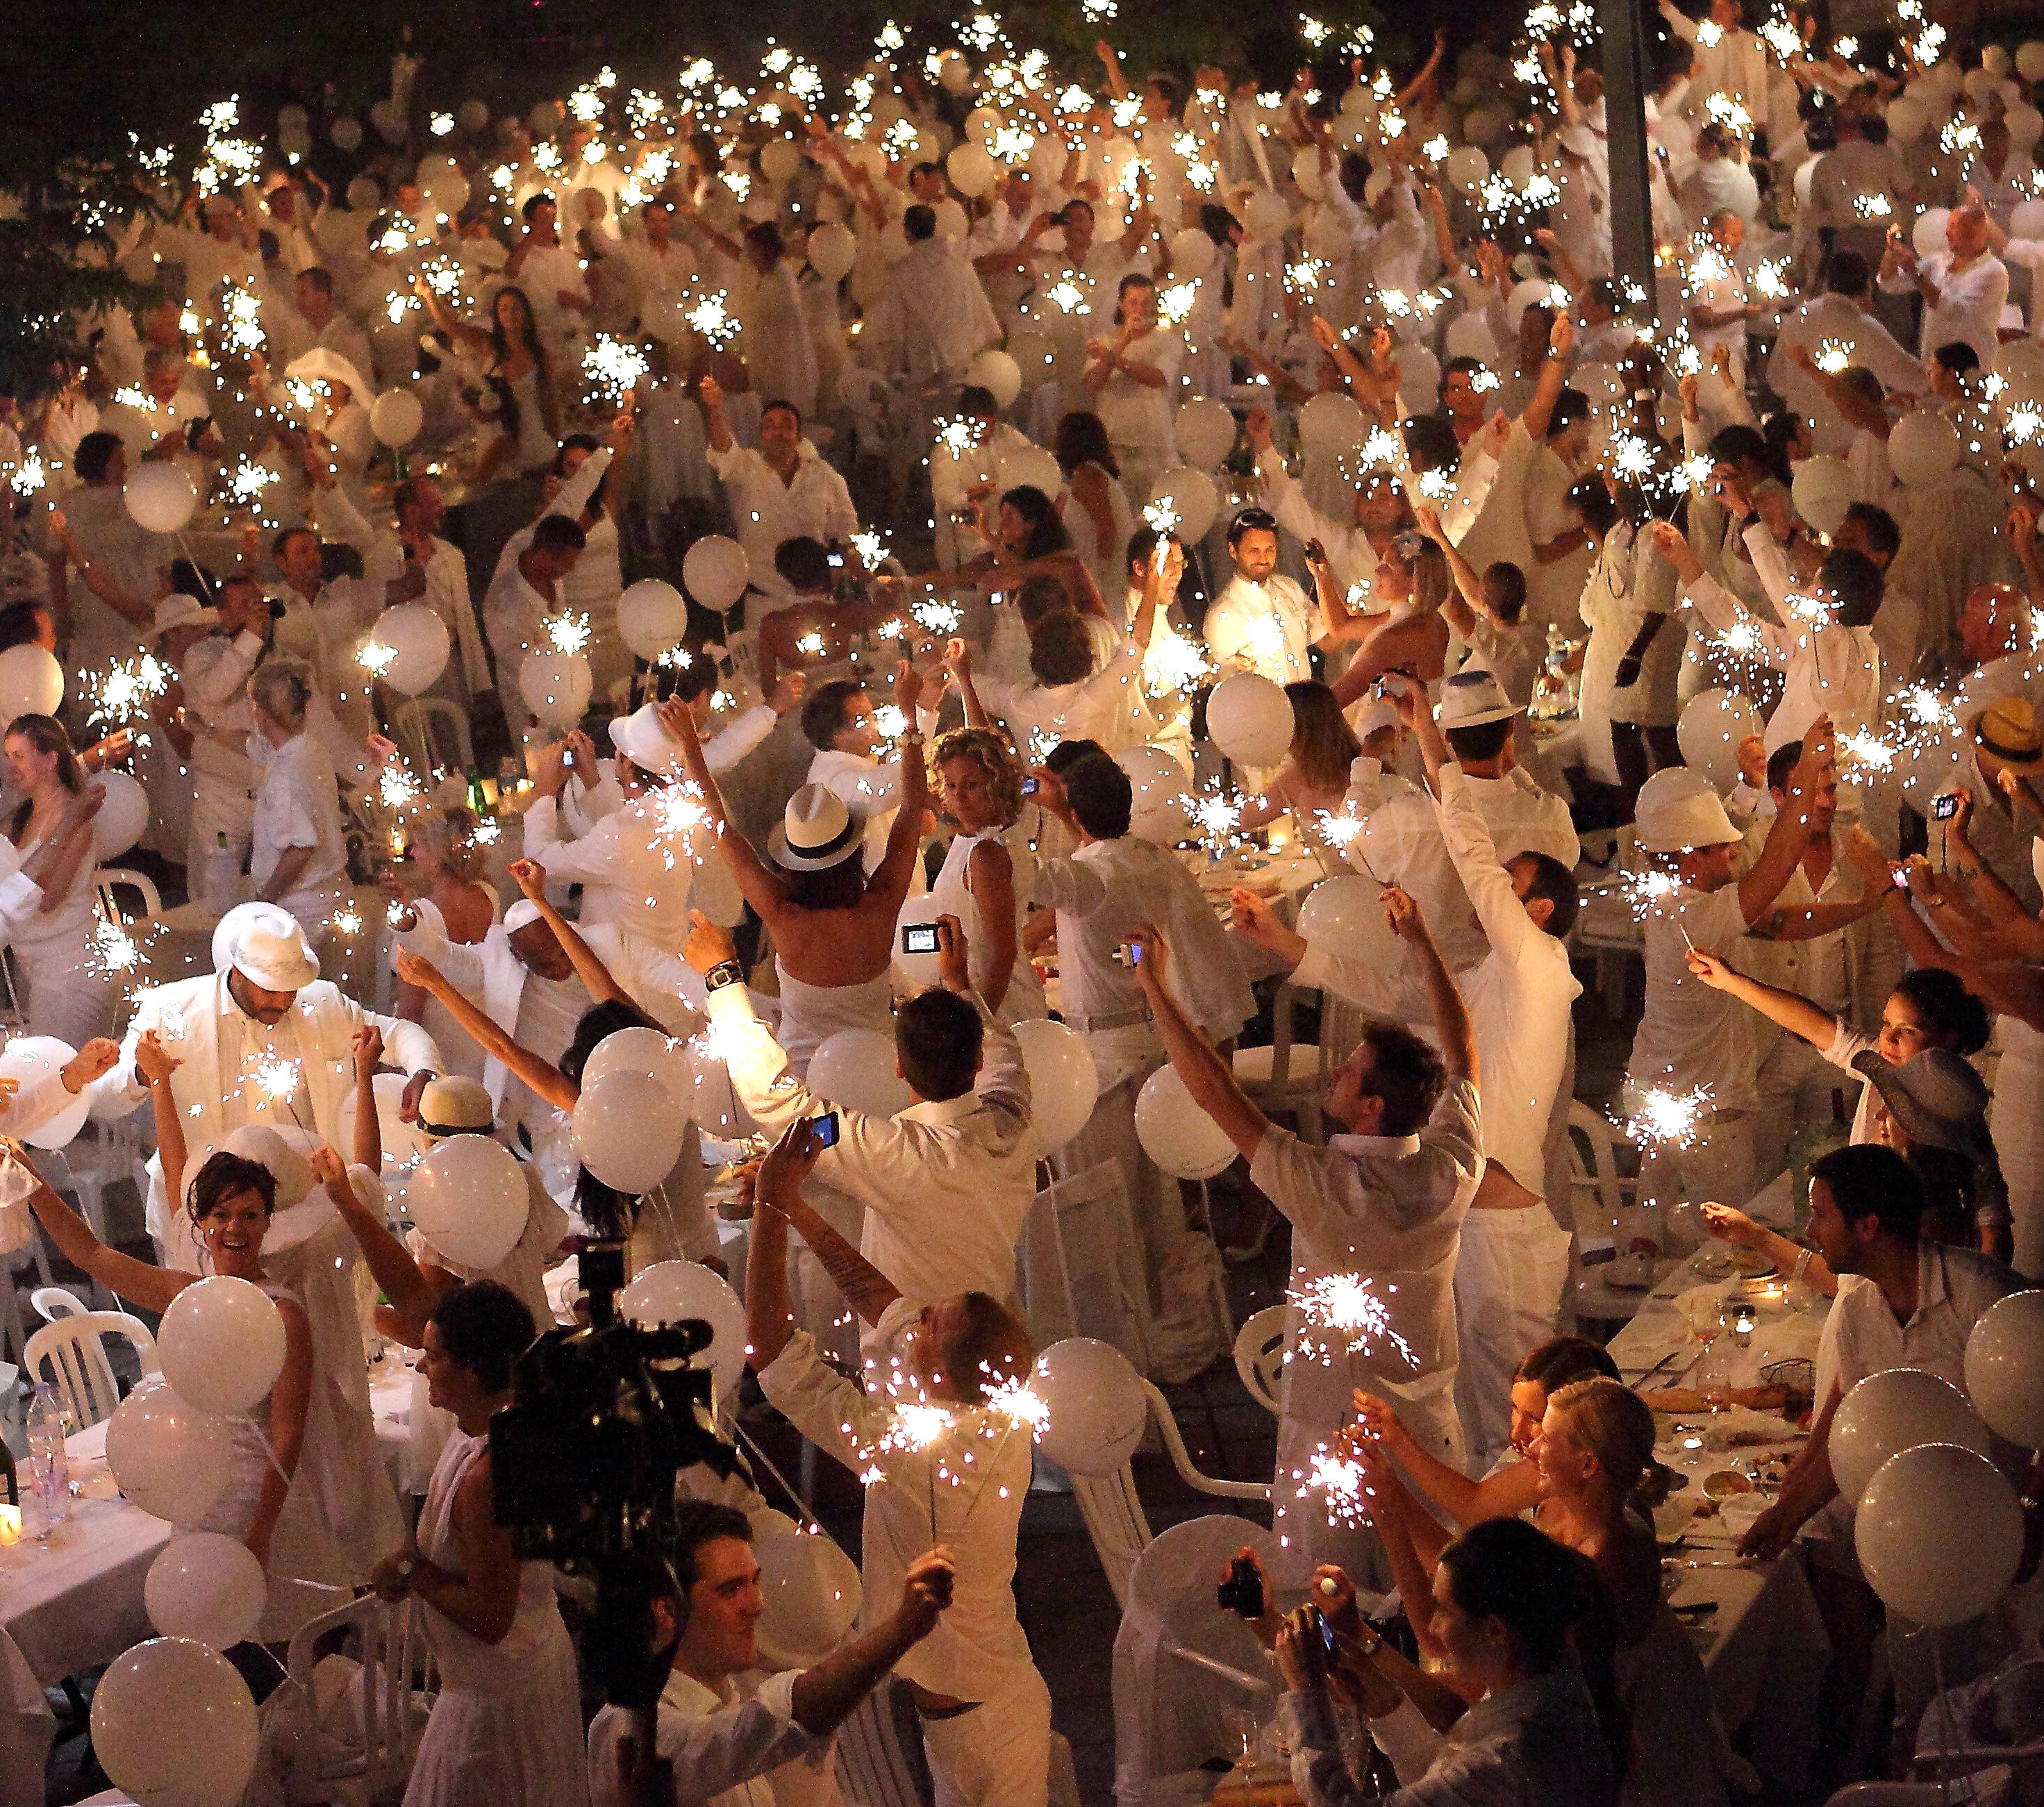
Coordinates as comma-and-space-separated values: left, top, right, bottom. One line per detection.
861, 206, 1003, 402
1766, 251, 1927, 456
279, 267, 375, 389
747, 1142, 1049, 1807
505, 194, 592, 364
1129, 894, 1479, 1584
1879, 201, 2009, 369
799, 676, 915, 874
1738, 1143, 2025, 1563
700, 376, 861, 629
1685, 210, 1759, 390
1674, 125, 1761, 227
586, 1502, 956, 1807
1626, 744, 1888, 1222
1203, 507, 1324, 685
482, 515, 586, 731
1083, 272, 1183, 504
1360, 670, 1579, 976
1660, 0, 1770, 141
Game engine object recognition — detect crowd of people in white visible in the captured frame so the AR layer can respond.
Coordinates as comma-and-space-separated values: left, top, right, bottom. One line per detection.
10, 3, 2044, 1805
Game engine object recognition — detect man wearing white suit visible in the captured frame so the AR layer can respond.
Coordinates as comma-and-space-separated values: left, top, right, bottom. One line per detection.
86, 903, 443, 1261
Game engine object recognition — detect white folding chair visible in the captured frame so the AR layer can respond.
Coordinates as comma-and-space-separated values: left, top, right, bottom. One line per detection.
1231, 1306, 1288, 1417
55, 1108, 147, 1250
1566, 1100, 1649, 1327
1071, 1464, 1154, 1608
1231, 979, 1330, 1144
832, 1680, 929, 1807
390, 697, 473, 779
23, 1310, 158, 1429
282, 1592, 440, 1807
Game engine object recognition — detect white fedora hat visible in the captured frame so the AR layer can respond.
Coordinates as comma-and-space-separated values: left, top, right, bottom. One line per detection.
1634, 768, 1741, 853
1438, 666, 1524, 730
767, 783, 865, 872
607, 702, 686, 777
213, 901, 320, 991
416, 1075, 496, 1139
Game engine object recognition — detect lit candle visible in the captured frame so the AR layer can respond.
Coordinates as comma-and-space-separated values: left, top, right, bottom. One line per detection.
0, 1504, 19, 1546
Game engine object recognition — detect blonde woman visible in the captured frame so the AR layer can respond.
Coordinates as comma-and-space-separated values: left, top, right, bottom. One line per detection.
919, 726, 1045, 1023
249, 658, 349, 945
390, 804, 499, 1079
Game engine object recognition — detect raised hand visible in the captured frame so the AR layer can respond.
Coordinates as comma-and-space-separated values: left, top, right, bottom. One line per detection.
352, 1023, 385, 1079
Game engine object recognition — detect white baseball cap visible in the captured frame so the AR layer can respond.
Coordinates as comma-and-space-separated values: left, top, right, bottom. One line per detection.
502, 899, 546, 935
1634, 768, 1741, 853
1438, 667, 1523, 731
213, 901, 320, 991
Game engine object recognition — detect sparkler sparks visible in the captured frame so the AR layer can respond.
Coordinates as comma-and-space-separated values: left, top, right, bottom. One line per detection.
357, 640, 399, 679
85, 656, 170, 732
1618, 1084, 1713, 1151
686, 292, 740, 348
1293, 1442, 1373, 1528
1288, 1273, 1416, 1369
545, 612, 592, 656
583, 334, 649, 403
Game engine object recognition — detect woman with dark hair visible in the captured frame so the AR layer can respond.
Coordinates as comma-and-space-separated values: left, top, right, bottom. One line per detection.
3, 713, 119, 1040
1686, 951, 2011, 1266
1052, 410, 1136, 608
1568, 469, 1681, 793
416, 282, 559, 483
1270, 1521, 1618, 1807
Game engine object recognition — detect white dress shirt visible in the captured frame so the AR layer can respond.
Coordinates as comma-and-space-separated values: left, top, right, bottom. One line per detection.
587, 1667, 825, 1807
1627, 880, 1763, 1106
1880, 249, 2009, 369
705, 983, 1033, 1313
1204, 574, 1320, 685
319, 486, 488, 697
521, 791, 704, 954
861, 238, 1003, 392
249, 732, 349, 917
1093, 328, 1183, 460
704, 441, 860, 610
1766, 294, 1925, 456
1824, 1242, 2025, 1404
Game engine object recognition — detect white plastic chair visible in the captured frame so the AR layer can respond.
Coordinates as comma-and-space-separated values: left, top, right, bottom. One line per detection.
390, 697, 473, 779
30, 1285, 87, 1324
92, 866, 163, 925
1231, 979, 1329, 1144
55, 1109, 147, 1250
832, 1680, 928, 1807
1110, 1515, 1281, 1807
282, 1592, 439, 1807
1231, 1306, 1288, 1417
23, 1310, 158, 1429
1566, 1100, 1650, 1326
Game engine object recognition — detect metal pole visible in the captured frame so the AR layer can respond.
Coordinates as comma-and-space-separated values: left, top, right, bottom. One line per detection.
1600, 0, 1662, 326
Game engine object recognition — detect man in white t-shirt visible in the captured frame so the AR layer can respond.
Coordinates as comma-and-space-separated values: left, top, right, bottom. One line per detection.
1202, 507, 1324, 686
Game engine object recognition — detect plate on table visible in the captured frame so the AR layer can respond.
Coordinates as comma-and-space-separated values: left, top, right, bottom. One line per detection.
1691, 1247, 1774, 1282
1702, 1469, 1754, 1501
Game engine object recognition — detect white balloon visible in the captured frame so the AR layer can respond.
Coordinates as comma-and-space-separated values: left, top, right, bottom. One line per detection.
2013, 200, 2044, 244
0, 1036, 89, 1148
936, 48, 973, 94
1884, 95, 1931, 142
457, 99, 490, 134
2008, 105, 2044, 156
369, 99, 405, 145
995, 445, 1063, 499
583, 1026, 694, 1113
89, 769, 149, 858
572, 1071, 688, 1193
1912, 207, 1952, 261
1856, 1442, 2023, 1627
1888, 411, 1961, 488
406, 1133, 531, 1267
760, 138, 801, 185
1675, 688, 1763, 792
1444, 311, 1498, 364
518, 650, 593, 727
1297, 391, 1367, 458
1964, 1290, 2044, 1449
331, 116, 363, 151
1297, 874, 1404, 968
968, 348, 1022, 410
1170, 226, 1218, 278
1790, 454, 1855, 535
1830, 1367, 1991, 1504
1206, 672, 1295, 767
1174, 397, 1238, 472
1446, 144, 1489, 191
618, 1260, 747, 1404
967, 106, 1004, 144
146, 1533, 267, 1649
808, 1028, 913, 1119
1013, 1019, 1097, 1158
2019, 42, 2044, 81
124, 464, 198, 535
806, 221, 858, 282
105, 1376, 234, 1525
752, 1510, 862, 1667
1119, 744, 1191, 845
369, 388, 423, 449
1243, 190, 1291, 240
1149, 467, 1219, 542
1500, 143, 1537, 186
365, 603, 449, 696
947, 142, 997, 197
933, 199, 969, 242
1033, 1338, 1149, 1475
1463, 105, 1509, 147
338, 1070, 431, 1175
1135, 1065, 1236, 1180
616, 578, 691, 660
683, 535, 750, 610
1395, 344, 1441, 410
1290, 147, 1327, 201
158, 1276, 285, 1416
91, 1638, 259, 1807
0, 642, 63, 719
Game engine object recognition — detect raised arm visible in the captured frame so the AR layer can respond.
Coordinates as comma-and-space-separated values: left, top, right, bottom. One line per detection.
506, 855, 632, 1008
1683, 949, 1847, 1049
1518, 311, 1576, 444
1385, 887, 1476, 1083
863, 661, 933, 909
756, 1118, 902, 1328
667, 687, 792, 920
392, 949, 579, 1110
309, 1144, 444, 1344
1413, 503, 1482, 640
16, 1140, 189, 1315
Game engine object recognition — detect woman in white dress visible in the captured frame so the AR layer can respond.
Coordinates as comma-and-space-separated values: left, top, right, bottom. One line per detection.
2, 716, 121, 1043
369, 1280, 587, 1807
918, 726, 1046, 1024
1570, 477, 1681, 796
391, 804, 500, 1085
1054, 411, 1138, 611
415, 284, 560, 485
248, 660, 349, 947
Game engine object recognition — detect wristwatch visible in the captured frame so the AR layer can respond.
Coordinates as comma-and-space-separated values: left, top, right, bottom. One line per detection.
392, 1556, 416, 1588
704, 959, 745, 992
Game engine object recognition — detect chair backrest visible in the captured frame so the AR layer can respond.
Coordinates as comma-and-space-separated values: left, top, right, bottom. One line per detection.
832, 1680, 929, 1807
1070, 1463, 1154, 1608
24, 1310, 158, 1429
1258, 979, 1328, 1092
1232, 1306, 1288, 1417
1320, 992, 1368, 1070
284, 1592, 438, 1801
93, 867, 163, 925
1022, 1160, 1151, 1375
1140, 1381, 1270, 1501
392, 697, 474, 779
30, 1286, 89, 1324
1567, 1099, 1632, 1226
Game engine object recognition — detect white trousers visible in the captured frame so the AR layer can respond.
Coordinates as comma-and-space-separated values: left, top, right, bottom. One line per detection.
1637, 1108, 1755, 1255
1452, 1205, 1573, 1476
920, 1667, 1054, 1807
1992, 1017, 2044, 1279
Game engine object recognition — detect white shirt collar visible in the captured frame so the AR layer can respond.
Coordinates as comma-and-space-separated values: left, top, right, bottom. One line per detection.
1329, 1129, 1422, 1158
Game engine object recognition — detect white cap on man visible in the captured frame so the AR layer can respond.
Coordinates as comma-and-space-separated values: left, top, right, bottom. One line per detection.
1437, 667, 1523, 731
1634, 768, 1742, 854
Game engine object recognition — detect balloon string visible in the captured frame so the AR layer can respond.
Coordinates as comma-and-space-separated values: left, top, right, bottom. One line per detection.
251, 1420, 294, 1490
727, 1418, 837, 1547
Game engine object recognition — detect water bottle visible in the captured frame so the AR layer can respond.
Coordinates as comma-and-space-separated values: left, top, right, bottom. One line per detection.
26, 1384, 68, 1525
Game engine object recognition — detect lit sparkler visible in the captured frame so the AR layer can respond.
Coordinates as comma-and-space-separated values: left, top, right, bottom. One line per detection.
1288, 1272, 1416, 1369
